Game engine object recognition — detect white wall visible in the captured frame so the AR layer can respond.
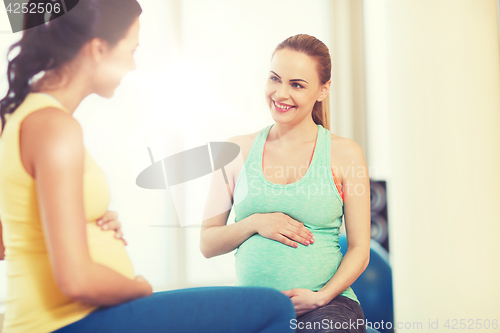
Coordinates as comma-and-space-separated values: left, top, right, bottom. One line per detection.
364, 0, 500, 331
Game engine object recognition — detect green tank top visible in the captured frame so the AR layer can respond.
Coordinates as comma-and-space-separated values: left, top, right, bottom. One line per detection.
233, 123, 359, 304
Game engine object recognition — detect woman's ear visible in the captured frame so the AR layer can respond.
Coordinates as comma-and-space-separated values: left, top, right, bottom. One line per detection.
88, 38, 108, 63
317, 80, 332, 102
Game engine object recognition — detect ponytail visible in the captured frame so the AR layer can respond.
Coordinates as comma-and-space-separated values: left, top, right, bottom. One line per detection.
0, 4, 54, 133
0, 0, 142, 134
312, 95, 331, 131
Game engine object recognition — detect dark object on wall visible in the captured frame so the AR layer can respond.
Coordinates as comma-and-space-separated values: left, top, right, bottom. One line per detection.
370, 180, 389, 252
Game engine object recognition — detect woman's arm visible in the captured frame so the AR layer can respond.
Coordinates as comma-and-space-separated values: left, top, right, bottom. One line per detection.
316, 138, 371, 304
200, 136, 260, 258
200, 136, 313, 258
22, 108, 151, 306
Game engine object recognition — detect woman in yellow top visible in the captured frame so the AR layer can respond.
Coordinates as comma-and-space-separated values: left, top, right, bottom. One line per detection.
0, 1, 295, 332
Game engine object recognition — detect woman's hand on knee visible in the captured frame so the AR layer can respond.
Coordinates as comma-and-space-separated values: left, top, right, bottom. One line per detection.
282, 288, 326, 317
96, 210, 127, 246
254, 213, 314, 247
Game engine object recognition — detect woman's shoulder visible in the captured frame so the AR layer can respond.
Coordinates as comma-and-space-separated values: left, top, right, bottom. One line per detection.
21, 108, 83, 158
22, 107, 81, 141
329, 132, 366, 163
226, 130, 261, 162
226, 132, 259, 146
18, 107, 83, 177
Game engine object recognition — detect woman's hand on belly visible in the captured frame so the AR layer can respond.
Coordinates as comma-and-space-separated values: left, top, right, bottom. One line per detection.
281, 288, 328, 317
254, 212, 315, 248
96, 210, 127, 246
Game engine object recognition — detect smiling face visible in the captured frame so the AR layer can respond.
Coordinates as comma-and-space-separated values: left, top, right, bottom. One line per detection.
265, 48, 329, 125
93, 17, 140, 98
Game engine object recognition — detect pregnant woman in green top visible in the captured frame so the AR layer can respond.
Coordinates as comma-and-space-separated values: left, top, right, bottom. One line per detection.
200, 34, 371, 333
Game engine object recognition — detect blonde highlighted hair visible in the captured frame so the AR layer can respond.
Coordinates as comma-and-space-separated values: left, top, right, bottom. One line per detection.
273, 34, 331, 131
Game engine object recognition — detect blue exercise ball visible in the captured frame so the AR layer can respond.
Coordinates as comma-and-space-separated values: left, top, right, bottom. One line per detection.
339, 235, 394, 333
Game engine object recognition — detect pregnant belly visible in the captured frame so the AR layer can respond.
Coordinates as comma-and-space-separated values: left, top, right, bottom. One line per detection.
86, 223, 135, 279
5, 224, 135, 325
235, 232, 342, 292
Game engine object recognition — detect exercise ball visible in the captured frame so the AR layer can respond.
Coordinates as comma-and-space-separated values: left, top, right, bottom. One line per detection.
339, 235, 394, 333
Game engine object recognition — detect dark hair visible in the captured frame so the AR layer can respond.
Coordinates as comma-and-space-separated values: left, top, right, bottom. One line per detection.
274, 34, 332, 130
0, 0, 142, 134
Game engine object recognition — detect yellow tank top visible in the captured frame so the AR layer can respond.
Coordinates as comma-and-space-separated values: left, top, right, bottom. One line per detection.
0, 93, 135, 333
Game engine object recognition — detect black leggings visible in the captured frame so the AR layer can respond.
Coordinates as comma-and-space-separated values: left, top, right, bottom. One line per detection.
295, 295, 366, 333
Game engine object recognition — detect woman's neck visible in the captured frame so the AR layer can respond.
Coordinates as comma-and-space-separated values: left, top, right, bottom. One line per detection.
269, 117, 318, 147
32, 69, 92, 115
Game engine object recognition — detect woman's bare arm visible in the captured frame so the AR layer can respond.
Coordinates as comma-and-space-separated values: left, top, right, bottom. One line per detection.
200, 136, 260, 258
22, 108, 151, 306
315, 138, 371, 305
200, 135, 314, 258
